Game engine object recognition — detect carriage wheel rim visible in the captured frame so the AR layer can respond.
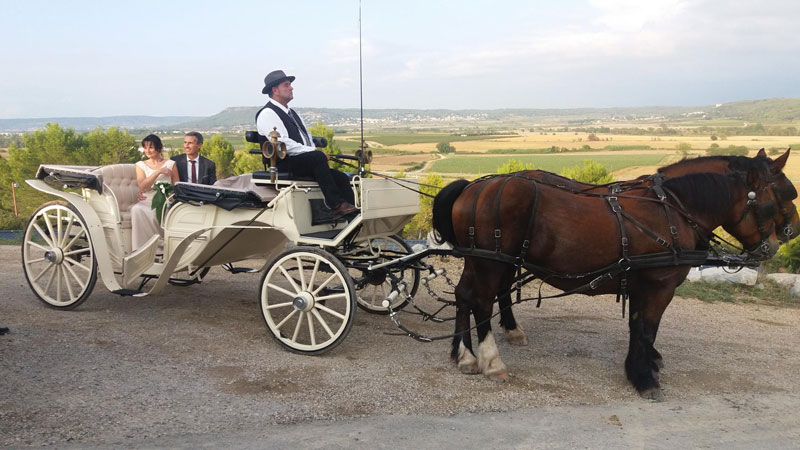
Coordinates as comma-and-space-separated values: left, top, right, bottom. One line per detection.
261, 250, 353, 352
23, 204, 95, 307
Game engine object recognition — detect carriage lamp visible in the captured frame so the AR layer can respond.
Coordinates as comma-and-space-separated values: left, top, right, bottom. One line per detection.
263, 127, 288, 183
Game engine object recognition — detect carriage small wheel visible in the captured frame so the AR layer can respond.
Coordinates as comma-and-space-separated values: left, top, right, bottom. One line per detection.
259, 247, 356, 355
343, 235, 420, 314
22, 201, 98, 309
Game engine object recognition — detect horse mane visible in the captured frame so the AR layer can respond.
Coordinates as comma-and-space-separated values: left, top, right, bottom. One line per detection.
662, 172, 735, 217
432, 179, 470, 244
659, 154, 771, 174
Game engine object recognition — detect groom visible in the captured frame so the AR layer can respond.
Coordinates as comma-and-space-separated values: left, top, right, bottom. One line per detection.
172, 131, 217, 185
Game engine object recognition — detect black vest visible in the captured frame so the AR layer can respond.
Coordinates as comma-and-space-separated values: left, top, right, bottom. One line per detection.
256, 102, 308, 145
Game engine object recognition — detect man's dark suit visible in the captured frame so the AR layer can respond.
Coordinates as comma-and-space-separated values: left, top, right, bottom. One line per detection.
171, 154, 217, 185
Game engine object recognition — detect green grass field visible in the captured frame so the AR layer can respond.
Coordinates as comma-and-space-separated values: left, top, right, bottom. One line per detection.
352, 133, 517, 146
429, 153, 670, 174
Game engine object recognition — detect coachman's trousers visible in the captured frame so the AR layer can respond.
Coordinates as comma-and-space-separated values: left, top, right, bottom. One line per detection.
287, 150, 355, 209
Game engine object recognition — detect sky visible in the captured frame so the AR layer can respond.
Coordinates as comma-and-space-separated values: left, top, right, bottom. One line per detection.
1, 0, 800, 118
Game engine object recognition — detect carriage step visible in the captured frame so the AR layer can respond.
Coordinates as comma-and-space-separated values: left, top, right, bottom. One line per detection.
227, 266, 256, 274
300, 229, 345, 240
112, 289, 142, 296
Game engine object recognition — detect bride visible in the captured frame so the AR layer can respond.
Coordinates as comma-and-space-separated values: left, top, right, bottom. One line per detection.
130, 134, 179, 248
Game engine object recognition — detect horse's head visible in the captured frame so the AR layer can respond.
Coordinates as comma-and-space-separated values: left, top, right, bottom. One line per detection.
722, 150, 797, 259
762, 149, 799, 242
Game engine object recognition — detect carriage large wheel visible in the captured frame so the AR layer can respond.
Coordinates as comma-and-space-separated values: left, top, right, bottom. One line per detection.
260, 247, 356, 355
22, 201, 97, 309
344, 235, 420, 314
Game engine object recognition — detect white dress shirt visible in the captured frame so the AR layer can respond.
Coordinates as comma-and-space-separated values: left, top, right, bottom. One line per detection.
185, 156, 199, 182
256, 99, 315, 156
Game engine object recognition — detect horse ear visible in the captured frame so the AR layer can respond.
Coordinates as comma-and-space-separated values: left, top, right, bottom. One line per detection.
772, 148, 790, 172
757, 148, 767, 158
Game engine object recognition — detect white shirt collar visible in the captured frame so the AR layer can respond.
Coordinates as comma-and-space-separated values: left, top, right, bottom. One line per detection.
269, 98, 291, 113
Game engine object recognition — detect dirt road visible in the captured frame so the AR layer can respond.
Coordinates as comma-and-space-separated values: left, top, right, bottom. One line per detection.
1, 245, 799, 448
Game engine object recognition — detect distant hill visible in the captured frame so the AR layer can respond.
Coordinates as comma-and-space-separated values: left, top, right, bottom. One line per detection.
3, 98, 800, 133
0, 115, 200, 133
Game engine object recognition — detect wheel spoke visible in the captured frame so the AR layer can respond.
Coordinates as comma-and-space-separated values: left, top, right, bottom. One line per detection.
307, 312, 316, 346
26, 240, 51, 253
264, 300, 294, 310
279, 265, 302, 294
55, 265, 62, 303
26, 257, 46, 264
64, 229, 86, 251
295, 256, 306, 290
314, 293, 348, 302
61, 266, 76, 301
60, 214, 75, 247
43, 264, 57, 294
314, 303, 347, 320
312, 273, 338, 296
308, 259, 320, 292
64, 247, 90, 257
56, 208, 63, 247
43, 212, 57, 248
274, 308, 299, 330
311, 308, 335, 338
267, 283, 297, 298
64, 261, 87, 291
34, 263, 55, 283
32, 223, 55, 248
64, 257, 91, 273
291, 311, 304, 342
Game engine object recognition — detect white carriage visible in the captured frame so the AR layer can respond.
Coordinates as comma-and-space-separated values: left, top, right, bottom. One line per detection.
21, 147, 420, 354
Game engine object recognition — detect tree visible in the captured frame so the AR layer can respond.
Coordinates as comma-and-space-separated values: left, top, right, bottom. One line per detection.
232, 151, 263, 175
675, 142, 692, 152
85, 126, 138, 165
497, 158, 534, 174
559, 160, 615, 184
203, 134, 236, 179
436, 142, 455, 154
402, 174, 444, 239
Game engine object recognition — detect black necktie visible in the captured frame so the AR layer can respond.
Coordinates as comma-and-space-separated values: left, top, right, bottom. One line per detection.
288, 109, 309, 145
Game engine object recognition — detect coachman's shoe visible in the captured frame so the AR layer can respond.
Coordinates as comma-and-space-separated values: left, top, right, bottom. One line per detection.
331, 202, 357, 216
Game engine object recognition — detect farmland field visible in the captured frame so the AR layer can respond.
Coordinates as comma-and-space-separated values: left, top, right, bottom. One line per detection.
428, 153, 670, 174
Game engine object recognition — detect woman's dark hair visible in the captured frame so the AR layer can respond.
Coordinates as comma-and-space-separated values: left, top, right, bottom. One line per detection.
142, 134, 163, 152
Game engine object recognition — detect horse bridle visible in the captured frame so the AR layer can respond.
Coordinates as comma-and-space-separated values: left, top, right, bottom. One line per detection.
728, 174, 785, 260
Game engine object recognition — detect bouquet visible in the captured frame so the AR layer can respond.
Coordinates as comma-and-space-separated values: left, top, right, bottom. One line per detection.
151, 181, 174, 224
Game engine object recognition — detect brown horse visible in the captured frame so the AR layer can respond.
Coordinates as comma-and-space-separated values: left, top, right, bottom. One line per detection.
432, 153, 795, 400
496, 150, 799, 346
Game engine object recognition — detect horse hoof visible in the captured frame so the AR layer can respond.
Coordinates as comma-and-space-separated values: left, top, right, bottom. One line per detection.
504, 328, 529, 346
640, 388, 665, 402
485, 369, 510, 383
653, 358, 665, 370
458, 360, 480, 374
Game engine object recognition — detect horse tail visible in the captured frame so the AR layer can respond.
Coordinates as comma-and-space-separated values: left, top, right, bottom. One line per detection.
432, 179, 470, 245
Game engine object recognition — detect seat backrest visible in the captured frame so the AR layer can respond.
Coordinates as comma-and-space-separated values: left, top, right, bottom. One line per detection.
92, 164, 139, 213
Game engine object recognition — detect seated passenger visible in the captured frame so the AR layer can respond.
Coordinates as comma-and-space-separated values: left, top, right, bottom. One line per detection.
256, 70, 356, 216
171, 131, 217, 185
130, 134, 179, 249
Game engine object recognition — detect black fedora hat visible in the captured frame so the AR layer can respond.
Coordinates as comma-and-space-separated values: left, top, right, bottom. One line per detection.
262, 70, 296, 94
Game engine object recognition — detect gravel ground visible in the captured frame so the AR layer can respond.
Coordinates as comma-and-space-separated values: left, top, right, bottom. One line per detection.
2, 244, 800, 448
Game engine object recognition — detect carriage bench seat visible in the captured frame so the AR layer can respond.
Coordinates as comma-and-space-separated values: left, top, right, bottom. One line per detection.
252, 170, 316, 183
172, 181, 277, 210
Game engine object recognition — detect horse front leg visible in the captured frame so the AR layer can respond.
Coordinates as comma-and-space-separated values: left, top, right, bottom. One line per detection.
624, 283, 676, 402
451, 262, 479, 374
497, 273, 528, 346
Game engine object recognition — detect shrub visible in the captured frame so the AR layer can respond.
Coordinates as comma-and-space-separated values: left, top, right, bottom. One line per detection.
497, 159, 534, 174
559, 160, 615, 184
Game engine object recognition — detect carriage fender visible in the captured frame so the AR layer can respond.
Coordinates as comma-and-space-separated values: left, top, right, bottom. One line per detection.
25, 179, 125, 293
